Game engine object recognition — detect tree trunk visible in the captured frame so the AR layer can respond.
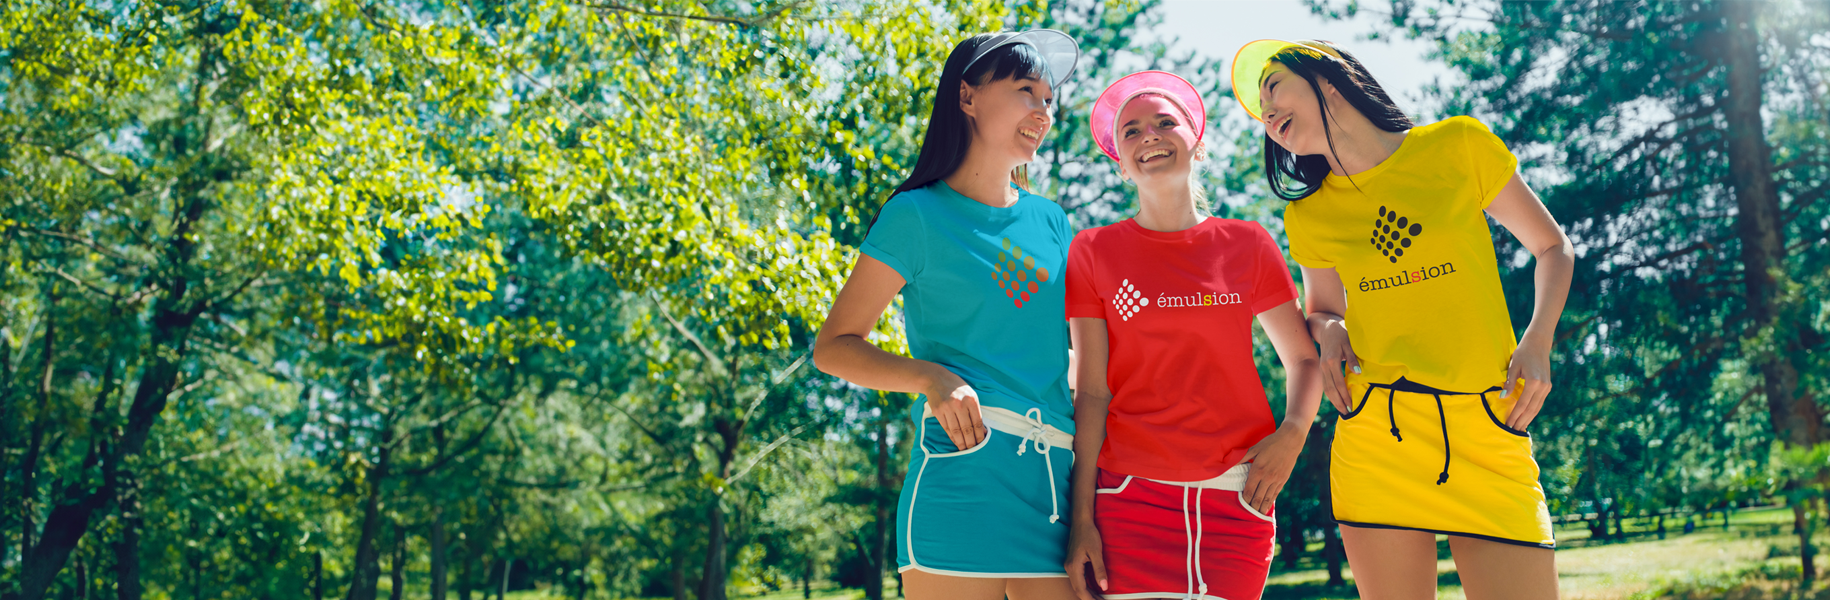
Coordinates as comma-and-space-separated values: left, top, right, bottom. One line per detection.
572, 555, 592, 600
73, 556, 88, 600
1277, 515, 1303, 569
698, 501, 728, 600
430, 508, 449, 600
802, 557, 812, 600
1322, 525, 1345, 587
312, 552, 325, 600
18, 274, 206, 600
457, 546, 474, 600
190, 518, 204, 600
14, 60, 219, 595
865, 418, 889, 600
497, 558, 511, 600
345, 424, 394, 600
115, 473, 142, 600
0, 326, 14, 576
1724, 0, 1814, 584
671, 544, 688, 600
20, 287, 55, 564
1725, 0, 1812, 451
1800, 501, 1818, 588
389, 525, 407, 600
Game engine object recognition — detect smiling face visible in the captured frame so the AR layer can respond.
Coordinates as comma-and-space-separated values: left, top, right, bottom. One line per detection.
1113, 94, 1202, 184
1257, 62, 1333, 157
960, 72, 1055, 166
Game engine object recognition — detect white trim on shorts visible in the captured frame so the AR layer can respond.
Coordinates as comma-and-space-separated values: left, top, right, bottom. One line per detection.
895, 565, 1068, 579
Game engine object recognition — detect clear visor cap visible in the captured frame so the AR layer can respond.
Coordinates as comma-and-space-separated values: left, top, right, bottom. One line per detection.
962, 29, 1080, 90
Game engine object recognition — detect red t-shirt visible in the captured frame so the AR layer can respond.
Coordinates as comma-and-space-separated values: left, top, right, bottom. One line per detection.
1065, 218, 1299, 481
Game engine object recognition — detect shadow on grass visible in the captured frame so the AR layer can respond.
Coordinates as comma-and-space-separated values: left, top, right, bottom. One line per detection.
1262, 567, 1465, 599
1261, 581, 1360, 600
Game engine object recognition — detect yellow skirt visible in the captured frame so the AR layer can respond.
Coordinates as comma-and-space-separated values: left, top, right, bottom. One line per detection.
1331, 377, 1555, 548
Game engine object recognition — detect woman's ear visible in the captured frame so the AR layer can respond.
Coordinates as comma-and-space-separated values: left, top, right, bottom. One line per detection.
1317, 75, 1344, 102
1192, 140, 1209, 162
958, 81, 978, 119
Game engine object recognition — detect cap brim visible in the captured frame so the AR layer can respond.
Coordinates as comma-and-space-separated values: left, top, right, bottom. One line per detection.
970, 29, 1080, 90
1230, 39, 1297, 122
1231, 39, 1348, 122
1089, 71, 1208, 163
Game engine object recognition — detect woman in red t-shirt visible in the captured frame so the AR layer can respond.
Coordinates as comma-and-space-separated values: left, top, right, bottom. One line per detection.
1061, 71, 1325, 600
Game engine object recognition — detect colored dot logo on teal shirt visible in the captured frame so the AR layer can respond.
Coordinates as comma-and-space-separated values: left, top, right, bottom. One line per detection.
993, 237, 1049, 308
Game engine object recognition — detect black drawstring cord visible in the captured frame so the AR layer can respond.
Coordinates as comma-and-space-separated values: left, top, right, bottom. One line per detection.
1387, 388, 1402, 441
1434, 394, 1451, 485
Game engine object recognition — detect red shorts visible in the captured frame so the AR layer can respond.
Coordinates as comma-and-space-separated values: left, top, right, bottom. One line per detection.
1094, 468, 1275, 600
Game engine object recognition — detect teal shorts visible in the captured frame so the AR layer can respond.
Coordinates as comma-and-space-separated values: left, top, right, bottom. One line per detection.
895, 405, 1074, 577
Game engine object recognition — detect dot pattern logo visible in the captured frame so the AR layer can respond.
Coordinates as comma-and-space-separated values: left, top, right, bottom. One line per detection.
1111, 279, 1148, 321
1370, 205, 1424, 264
993, 237, 1049, 308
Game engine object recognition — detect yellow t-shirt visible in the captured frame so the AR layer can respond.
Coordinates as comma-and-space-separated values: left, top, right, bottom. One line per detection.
1284, 116, 1519, 392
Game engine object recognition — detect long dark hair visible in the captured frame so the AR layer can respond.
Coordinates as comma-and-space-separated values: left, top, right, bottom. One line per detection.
893, 35, 1054, 196
1262, 41, 1413, 201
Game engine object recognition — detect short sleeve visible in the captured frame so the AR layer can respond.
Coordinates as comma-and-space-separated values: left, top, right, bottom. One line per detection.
1281, 203, 1333, 269
860, 194, 926, 284
1457, 116, 1519, 209
1064, 231, 1105, 320
1250, 223, 1300, 315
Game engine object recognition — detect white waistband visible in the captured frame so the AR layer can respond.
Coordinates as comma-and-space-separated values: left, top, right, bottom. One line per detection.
921, 404, 1073, 447
1143, 463, 1250, 492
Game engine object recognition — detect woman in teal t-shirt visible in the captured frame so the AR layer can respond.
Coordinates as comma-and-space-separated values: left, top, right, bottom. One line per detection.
812, 30, 1081, 600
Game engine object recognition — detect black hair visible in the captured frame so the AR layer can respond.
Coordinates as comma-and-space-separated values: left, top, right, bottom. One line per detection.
1260, 41, 1413, 201
892, 34, 1054, 196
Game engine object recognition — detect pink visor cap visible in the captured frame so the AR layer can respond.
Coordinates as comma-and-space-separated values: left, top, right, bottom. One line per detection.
1089, 70, 1207, 163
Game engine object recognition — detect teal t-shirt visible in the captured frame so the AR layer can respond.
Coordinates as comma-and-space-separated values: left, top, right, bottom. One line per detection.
861, 181, 1075, 433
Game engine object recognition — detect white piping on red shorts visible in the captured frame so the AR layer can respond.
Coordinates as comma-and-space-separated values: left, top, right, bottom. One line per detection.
1099, 463, 1253, 600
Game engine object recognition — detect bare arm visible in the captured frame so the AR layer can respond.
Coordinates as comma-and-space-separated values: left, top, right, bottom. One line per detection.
1239, 299, 1325, 513
812, 254, 987, 449
1064, 317, 1111, 599
1298, 265, 1358, 414
1484, 172, 1574, 429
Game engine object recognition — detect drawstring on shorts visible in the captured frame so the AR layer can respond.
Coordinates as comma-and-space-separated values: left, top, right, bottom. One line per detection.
1366, 378, 1505, 487
1017, 408, 1061, 523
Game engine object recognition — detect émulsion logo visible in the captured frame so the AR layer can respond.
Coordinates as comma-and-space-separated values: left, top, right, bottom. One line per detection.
1110, 279, 1242, 322
1360, 205, 1459, 293
1370, 205, 1423, 264
994, 237, 1050, 308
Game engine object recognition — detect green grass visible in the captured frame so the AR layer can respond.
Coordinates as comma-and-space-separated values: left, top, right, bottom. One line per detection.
464, 506, 1830, 600
1261, 506, 1824, 600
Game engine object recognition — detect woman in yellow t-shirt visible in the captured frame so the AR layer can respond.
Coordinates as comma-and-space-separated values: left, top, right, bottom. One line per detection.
1231, 40, 1575, 599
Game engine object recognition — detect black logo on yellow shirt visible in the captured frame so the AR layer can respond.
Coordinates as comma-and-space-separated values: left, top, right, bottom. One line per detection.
1370, 206, 1424, 264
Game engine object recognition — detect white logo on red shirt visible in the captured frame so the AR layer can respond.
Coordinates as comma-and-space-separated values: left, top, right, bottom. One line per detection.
1112, 279, 1243, 321
1113, 279, 1149, 321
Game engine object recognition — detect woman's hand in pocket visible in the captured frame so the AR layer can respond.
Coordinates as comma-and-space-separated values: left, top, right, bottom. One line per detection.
1240, 424, 1307, 515
1312, 316, 1361, 414
924, 369, 987, 451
